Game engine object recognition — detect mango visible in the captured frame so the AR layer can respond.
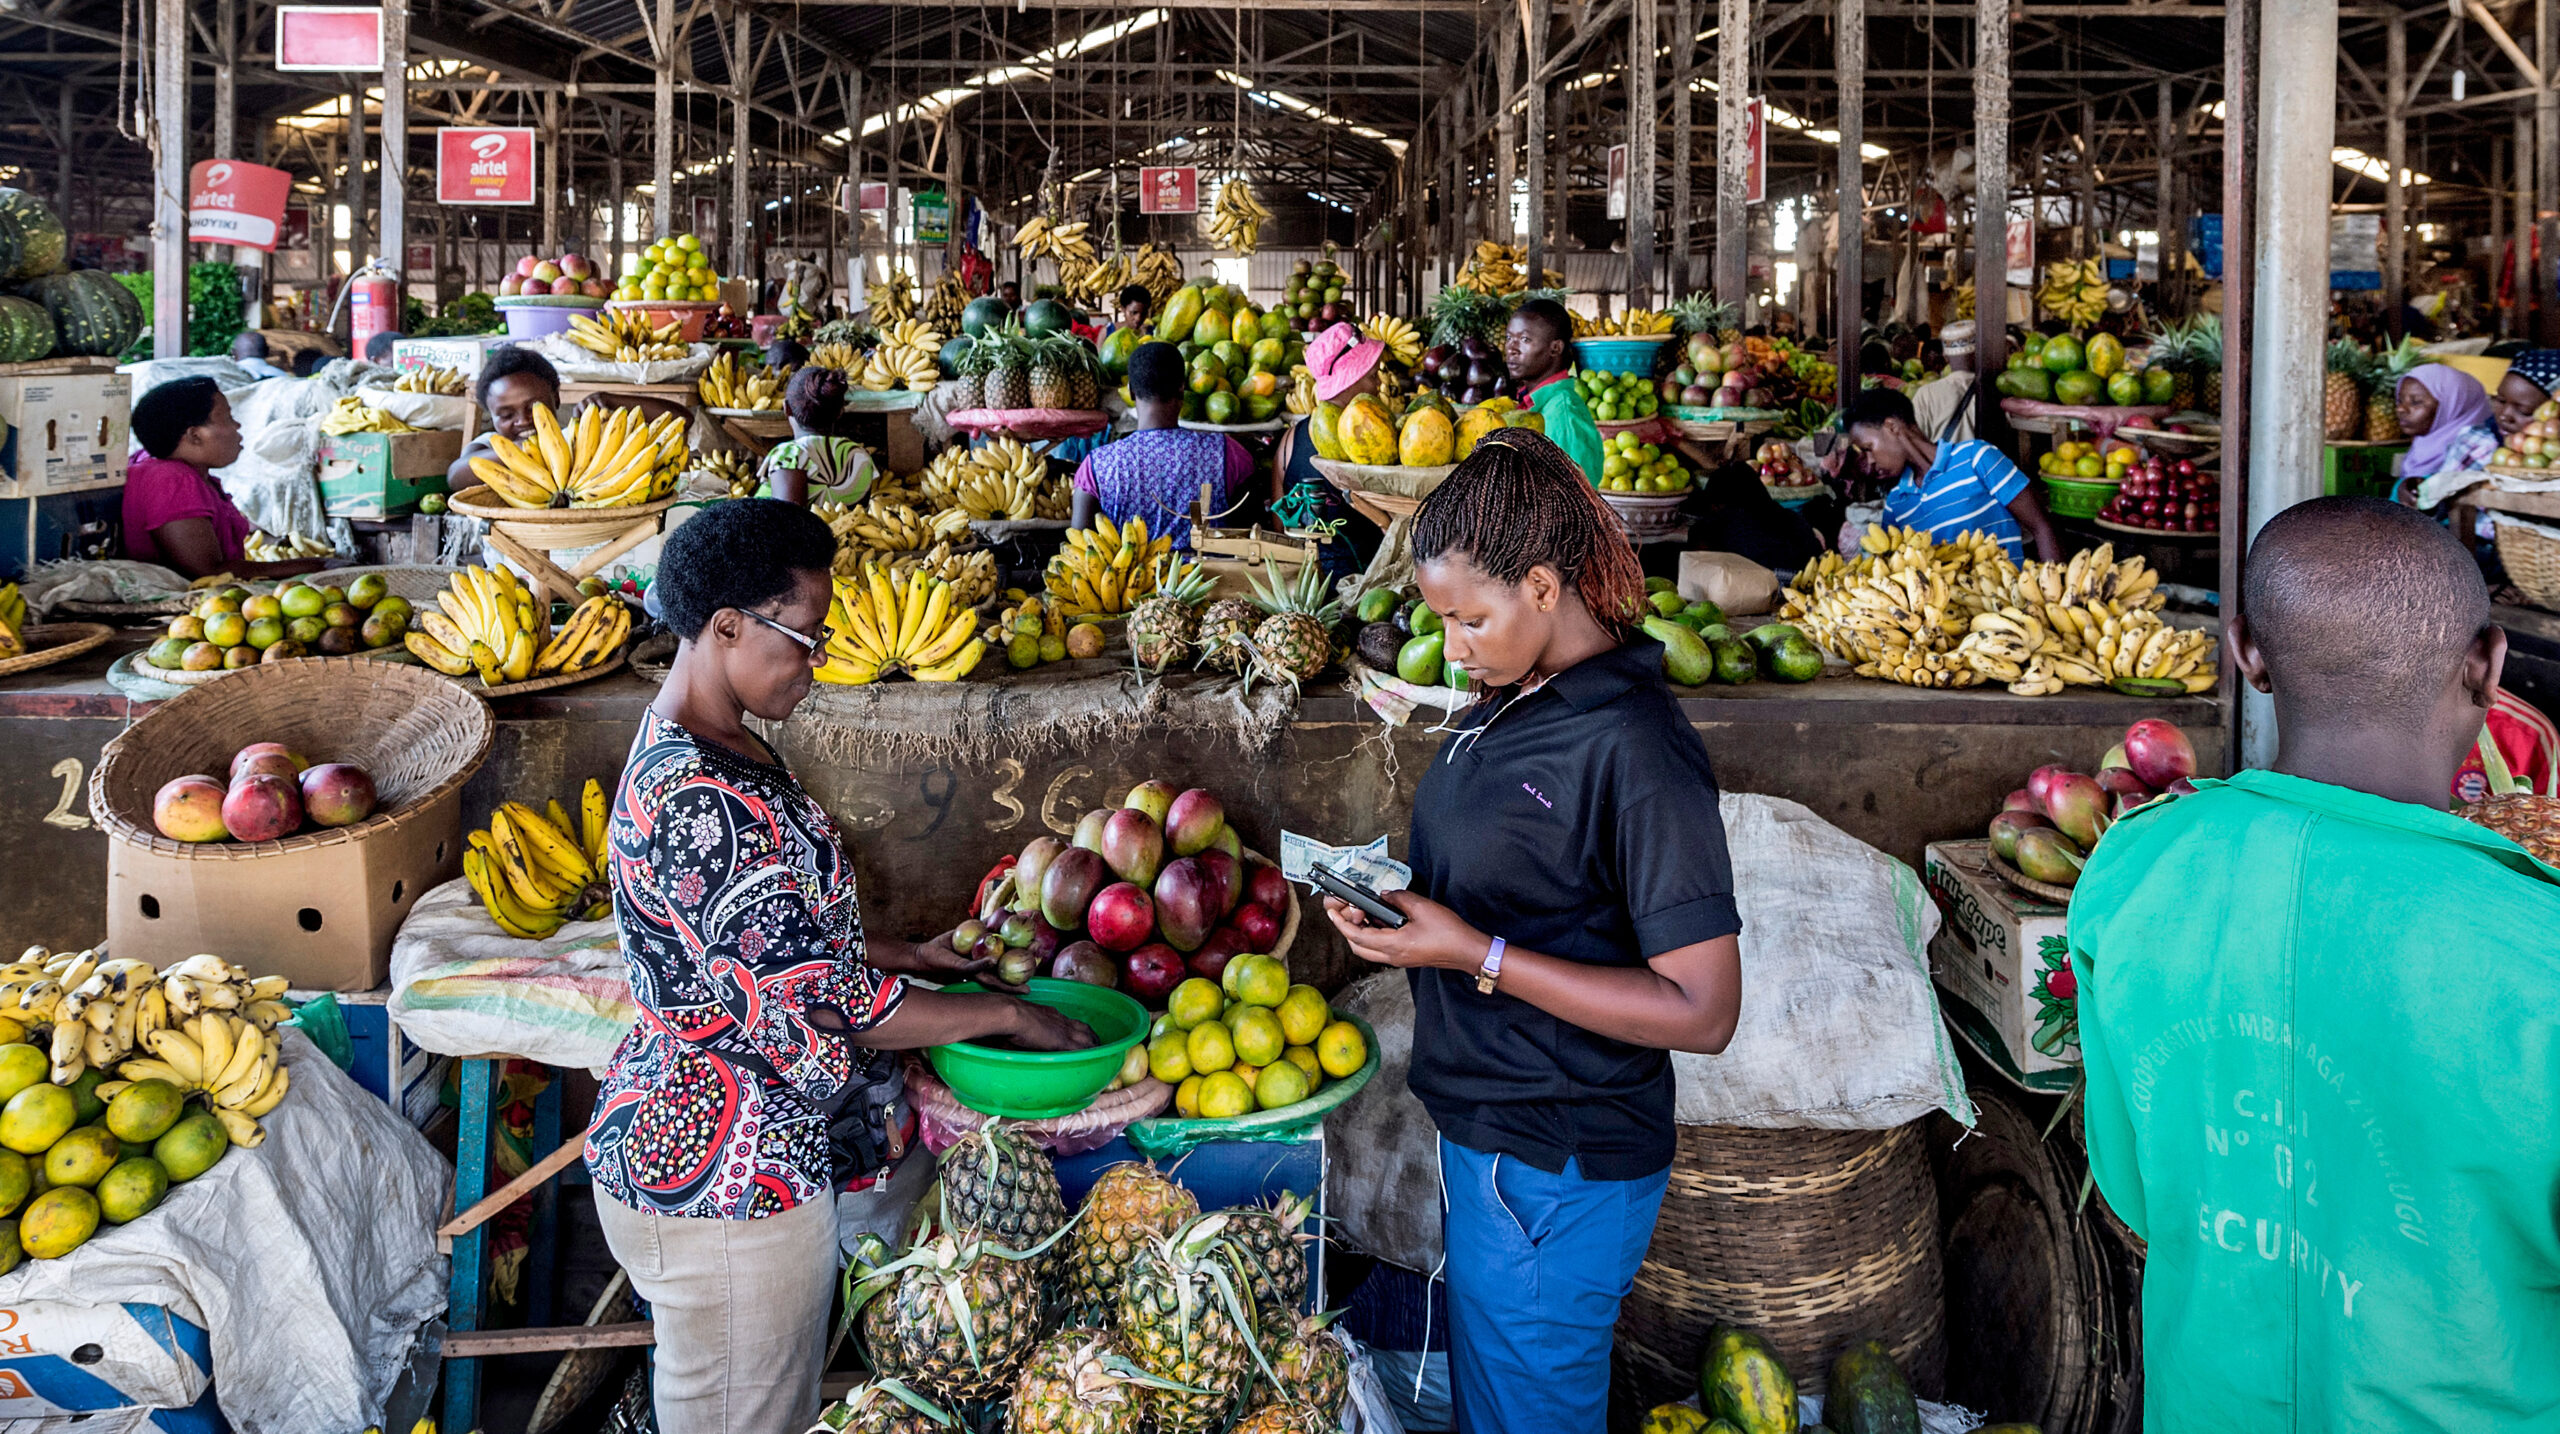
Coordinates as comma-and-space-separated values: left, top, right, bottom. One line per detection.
96, 1157, 168, 1225
0, 1084, 75, 1156
18, 1186, 97, 1259
154, 1111, 230, 1183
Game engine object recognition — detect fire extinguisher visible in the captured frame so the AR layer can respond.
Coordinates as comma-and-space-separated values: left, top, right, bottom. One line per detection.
326, 258, 398, 360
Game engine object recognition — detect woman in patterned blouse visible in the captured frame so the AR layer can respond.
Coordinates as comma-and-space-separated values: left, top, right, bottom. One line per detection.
584, 499, 1091, 1434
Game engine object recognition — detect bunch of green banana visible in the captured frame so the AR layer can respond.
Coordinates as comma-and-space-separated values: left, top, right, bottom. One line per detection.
462, 783, 612, 940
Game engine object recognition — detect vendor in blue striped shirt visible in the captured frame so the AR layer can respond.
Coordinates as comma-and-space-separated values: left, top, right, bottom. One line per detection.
1841, 387, 2061, 561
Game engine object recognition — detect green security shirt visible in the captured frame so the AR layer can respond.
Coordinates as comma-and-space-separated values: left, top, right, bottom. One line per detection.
2073, 770, 2560, 1432
1522, 371, 1607, 488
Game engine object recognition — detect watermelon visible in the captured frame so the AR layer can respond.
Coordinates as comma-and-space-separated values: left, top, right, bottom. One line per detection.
1022, 298, 1073, 335
21, 270, 143, 357
0, 295, 54, 363
961, 296, 1010, 339
0, 190, 67, 284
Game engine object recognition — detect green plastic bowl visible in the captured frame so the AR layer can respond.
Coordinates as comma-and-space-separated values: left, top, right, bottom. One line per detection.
2038, 473, 2120, 519
926, 978, 1151, 1119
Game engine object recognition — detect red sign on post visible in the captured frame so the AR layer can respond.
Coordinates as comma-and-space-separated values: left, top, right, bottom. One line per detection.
187, 160, 295, 250
436, 128, 536, 206
1139, 167, 1198, 215
275, 7, 384, 69
1744, 97, 1768, 205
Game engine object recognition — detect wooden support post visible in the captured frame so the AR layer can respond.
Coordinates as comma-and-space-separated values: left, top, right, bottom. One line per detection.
1496, 28, 1520, 241
56, 87, 73, 243
348, 75, 368, 280
2493, 137, 2509, 337
1715, 0, 1749, 307
1973, 0, 2007, 439
944, 118, 963, 272
1525, 0, 1549, 280
2542, 0, 2558, 343
151, 0, 186, 358
2155, 79, 2179, 316
2078, 97, 2100, 258
844, 68, 867, 305
1669, 0, 1693, 295
383, 0, 408, 287
653, 0, 675, 235
2383, 9, 2406, 334
1833, 0, 1863, 408
1629, 0, 1658, 307
2519, 112, 2536, 339
539, 93, 561, 256
1553, 81, 1570, 265
2222, 0, 2255, 767
732, 11, 753, 282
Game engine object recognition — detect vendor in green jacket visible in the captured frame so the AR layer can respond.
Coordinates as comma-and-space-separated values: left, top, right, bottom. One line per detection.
2074, 495, 2560, 1433
1504, 298, 1607, 487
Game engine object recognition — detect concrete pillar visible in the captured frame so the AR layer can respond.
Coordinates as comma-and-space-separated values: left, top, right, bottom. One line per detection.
1973, 0, 2009, 435
732, 12, 752, 281
2383, 10, 2405, 332
654, 0, 675, 236
2220, 0, 2255, 761
1628, 0, 1658, 306
1714, 0, 1750, 305
1833, 0, 1863, 406
382, 0, 408, 285
151, 0, 187, 357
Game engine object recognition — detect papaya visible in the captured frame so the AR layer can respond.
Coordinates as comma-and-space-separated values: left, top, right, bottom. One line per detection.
1338, 395, 1399, 465
1398, 406, 1456, 466
1699, 1326, 1797, 1434
1310, 402, 1348, 460
1193, 307, 1232, 346
1455, 406, 1506, 459
1994, 367, 2054, 401
1502, 409, 1546, 433
1156, 284, 1205, 341
2084, 331, 2124, 379
1825, 1340, 1919, 1434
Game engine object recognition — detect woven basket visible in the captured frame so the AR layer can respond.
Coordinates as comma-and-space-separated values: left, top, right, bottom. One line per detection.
2495, 514, 2560, 611
1614, 1122, 1945, 1406
91, 659, 495, 859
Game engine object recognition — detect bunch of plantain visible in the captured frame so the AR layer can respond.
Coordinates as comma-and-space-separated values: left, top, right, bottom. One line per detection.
819, 497, 973, 561
699, 352, 785, 410
1043, 513, 1173, 618
405, 563, 551, 685
887, 541, 998, 608
1208, 179, 1271, 256
870, 268, 918, 324
694, 448, 760, 498
466, 401, 687, 509
243, 531, 333, 562
392, 365, 468, 395
1573, 308, 1677, 337
462, 781, 612, 940
814, 563, 987, 684
1451, 241, 1563, 296
1359, 314, 1423, 367
0, 581, 24, 658
1015, 214, 1098, 267
2038, 260, 2111, 326
565, 309, 689, 361
319, 395, 419, 435
1956, 543, 2213, 696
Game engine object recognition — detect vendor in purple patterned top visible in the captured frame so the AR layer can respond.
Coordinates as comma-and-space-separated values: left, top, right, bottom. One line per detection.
1069, 341, 1254, 549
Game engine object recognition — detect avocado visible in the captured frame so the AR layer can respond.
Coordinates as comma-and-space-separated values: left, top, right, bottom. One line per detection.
1767, 637, 1824, 683
1443, 659, 1472, 692
1711, 639, 1757, 685
1642, 617, 1714, 686
1355, 621, 1405, 671
1648, 590, 1687, 619
1696, 623, 1733, 644
1682, 599, 1727, 628
1396, 632, 1448, 685
1409, 605, 1445, 637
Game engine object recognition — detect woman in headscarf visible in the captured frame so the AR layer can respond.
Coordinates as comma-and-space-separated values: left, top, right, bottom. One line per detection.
2490, 349, 2560, 441
2396, 364, 2501, 510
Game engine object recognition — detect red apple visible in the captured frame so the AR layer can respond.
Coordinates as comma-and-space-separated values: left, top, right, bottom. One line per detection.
152, 775, 229, 842
1230, 901, 1282, 951
1244, 860, 1290, 913
1122, 943, 1186, 1002
1086, 881, 1156, 953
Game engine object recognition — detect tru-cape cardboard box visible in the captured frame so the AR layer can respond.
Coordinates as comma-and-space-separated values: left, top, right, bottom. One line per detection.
1923, 839, 2078, 1092
317, 428, 461, 518
0, 371, 131, 497
390, 334, 508, 379
105, 783, 465, 992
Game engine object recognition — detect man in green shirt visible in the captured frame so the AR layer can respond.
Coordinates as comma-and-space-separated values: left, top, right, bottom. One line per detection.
1504, 298, 1606, 487
2074, 495, 2560, 1432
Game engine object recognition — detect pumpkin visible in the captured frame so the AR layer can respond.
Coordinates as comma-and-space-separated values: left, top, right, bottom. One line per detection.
0, 295, 55, 363
20, 270, 142, 357
0, 190, 67, 285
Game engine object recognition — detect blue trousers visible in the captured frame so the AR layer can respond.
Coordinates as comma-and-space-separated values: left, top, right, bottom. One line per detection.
1439, 1137, 1670, 1434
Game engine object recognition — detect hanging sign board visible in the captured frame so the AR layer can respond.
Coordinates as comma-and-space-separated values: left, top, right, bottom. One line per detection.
274, 7, 384, 70
186, 160, 294, 250
436, 128, 536, 205
1139, 167, 1199, 215
1744, 97, 1768, 205
1606, 144, 1630, 220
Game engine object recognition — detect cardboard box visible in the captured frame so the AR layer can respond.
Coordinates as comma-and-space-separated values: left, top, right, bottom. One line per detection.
390, 334, 508, 378
105, 784, 466, 991
0, 489, 124, 580
0, 372, 131, 497
331, 986, 451, 1129
317, 428, 462, 518
1923, 840, 2078, 1092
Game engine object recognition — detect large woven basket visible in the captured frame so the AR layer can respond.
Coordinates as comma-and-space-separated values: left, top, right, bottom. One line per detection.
91, 658, 494, 859
1614, 1122, 1945, 1407
2495, 513, 2560, 611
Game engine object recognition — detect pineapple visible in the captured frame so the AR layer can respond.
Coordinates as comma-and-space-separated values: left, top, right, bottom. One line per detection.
859, 1230, 1051, 1404
938, 1124, 1070, 1273
947, 337, 992, 412
1057, 1160, 1200, 1329
1028, 336, 1074, 411
1069, 350, 1101, 410
2143, 319, 2195, 409
1194, 597, 1262, 675
1217, 1192, 1315, 1331
2367, 335, 2423, 442
1244, 560, 1343, 692
2190, 314, 2224, 414
2323, 340, 2370, 441
1249, 1311, 1352, 1421
1009, 1330, 1147, 1434
1230, 1404, 1332, 1434
1127, 561, 1218, 673
1116, 1213, 1268, 1434
986, 334, 1032, 411
815, 1378, 959, 1434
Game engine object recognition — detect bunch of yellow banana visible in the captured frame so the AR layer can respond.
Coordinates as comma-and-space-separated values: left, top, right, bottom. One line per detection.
867, 472, 926, 509
244, 530, 333, 561
694, 448, 760, 498
566, 310, 689, 361
461, 782, 612, 941
877, 319, 945, 353
466, 402, 687, 510
1451, 241, 1564, 297
1360, 315, 1423, 367
820, 497, 973, 560
1779, 528, 1998, 689
405, 564, 548, 685
1208, 179, 1270, 256
532, 594, 632, 678
810, 341, 860, 372
1015, 214, 1098, 267
319, 395, 419, 435
392, 365, 468, 395
1954, 279, 1977, 321
1284, 365, 1317, 416
0, 581, 24, 658
859, 343, 939, 393
923, 271, 971, 332
814, 563, 987, 684
7, 949, 293, 1098
1573, 308, 1677, 337
98, 957, 296, 1147
699, 352, 785, 410
870, 268, 918, 324
2038, 260, 2110, 326
1044, 514, 1173, 618
1954, 544, 2212, 695
888, 541, 999, 608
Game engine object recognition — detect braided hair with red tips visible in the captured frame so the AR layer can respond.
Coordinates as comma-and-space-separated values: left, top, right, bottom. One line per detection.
1410, 428, 1646, 633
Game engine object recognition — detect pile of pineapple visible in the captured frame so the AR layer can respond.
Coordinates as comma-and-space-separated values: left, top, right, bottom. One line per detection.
945, 331, 1105, 414
1123, 558, 1342, 693
823, 1131, 1348, 1434
2139, 315, 2226, 413
2322, 336, 2426, 443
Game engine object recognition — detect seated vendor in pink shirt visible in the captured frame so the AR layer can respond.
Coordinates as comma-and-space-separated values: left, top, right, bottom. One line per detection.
123, 378, 327, 581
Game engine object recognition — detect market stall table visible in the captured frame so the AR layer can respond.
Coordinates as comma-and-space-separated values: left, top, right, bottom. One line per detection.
947, 408, 1111, 463
706, 406, 791, 455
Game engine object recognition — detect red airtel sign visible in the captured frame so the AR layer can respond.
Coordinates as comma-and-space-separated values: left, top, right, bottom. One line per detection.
1139, 167, 1199, 215
436, 128, 536, 206
187, 160, 295, 250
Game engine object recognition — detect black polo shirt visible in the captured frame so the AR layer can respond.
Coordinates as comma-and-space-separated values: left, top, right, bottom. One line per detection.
1404, 637, 1741, 1180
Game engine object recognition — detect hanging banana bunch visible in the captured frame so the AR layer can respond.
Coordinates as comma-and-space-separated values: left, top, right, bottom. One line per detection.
870, 268, 918, 324
1015, 213, 1098, 268
1207, 178, 1270, 256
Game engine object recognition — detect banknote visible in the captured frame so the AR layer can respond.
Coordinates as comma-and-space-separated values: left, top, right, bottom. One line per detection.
1278, 830, 1412, 892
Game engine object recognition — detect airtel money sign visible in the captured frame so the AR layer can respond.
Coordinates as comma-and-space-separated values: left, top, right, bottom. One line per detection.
187, 161, 295, 250
436, 128, 537, 206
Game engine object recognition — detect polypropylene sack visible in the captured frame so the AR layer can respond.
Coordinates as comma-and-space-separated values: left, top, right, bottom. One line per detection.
387, 877, 637, 1070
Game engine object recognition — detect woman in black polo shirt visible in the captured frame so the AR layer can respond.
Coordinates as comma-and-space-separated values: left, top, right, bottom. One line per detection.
1323, 430, 1743, 1434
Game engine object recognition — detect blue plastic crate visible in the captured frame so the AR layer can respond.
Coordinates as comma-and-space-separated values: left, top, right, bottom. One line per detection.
1055, 1132, 1326, 1316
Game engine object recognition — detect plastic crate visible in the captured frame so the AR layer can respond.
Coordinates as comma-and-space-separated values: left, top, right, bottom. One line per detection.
2323, 441, 2406, 499
1054, 1131, 1326, 1317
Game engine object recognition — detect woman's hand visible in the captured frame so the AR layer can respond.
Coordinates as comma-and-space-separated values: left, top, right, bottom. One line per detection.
877, 934, 1030, 993
1006, 999, 1097, 1052
1322, 891, 1488, 973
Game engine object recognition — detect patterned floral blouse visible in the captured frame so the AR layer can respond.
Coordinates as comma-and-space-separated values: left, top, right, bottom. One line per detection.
585, 711, 906, 1219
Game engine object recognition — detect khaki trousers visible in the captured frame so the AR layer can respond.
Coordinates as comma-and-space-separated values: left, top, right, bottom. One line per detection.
594, 1193, 839, 1434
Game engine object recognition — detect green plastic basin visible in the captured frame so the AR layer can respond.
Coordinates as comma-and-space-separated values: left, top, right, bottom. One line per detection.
926, 978, 1151, 1119
2038, 473, 2120, 519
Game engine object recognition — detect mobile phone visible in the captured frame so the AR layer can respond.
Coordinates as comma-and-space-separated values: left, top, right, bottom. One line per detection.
1309, 863, 1408, 929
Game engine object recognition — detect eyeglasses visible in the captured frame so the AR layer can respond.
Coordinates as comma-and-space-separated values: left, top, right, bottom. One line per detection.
738, 607, 832, 662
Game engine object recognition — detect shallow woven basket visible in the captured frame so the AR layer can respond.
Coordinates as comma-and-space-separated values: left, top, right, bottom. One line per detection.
90, 658, 495, 859
1614, 1122, 1946, 1406
2496, 519, 2560, 612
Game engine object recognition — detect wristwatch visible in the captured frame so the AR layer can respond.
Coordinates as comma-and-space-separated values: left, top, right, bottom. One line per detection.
1476, 937, 1507, 995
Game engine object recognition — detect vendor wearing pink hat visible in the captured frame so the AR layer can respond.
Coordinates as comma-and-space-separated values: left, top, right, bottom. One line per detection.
1274, 323, 1392, 572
